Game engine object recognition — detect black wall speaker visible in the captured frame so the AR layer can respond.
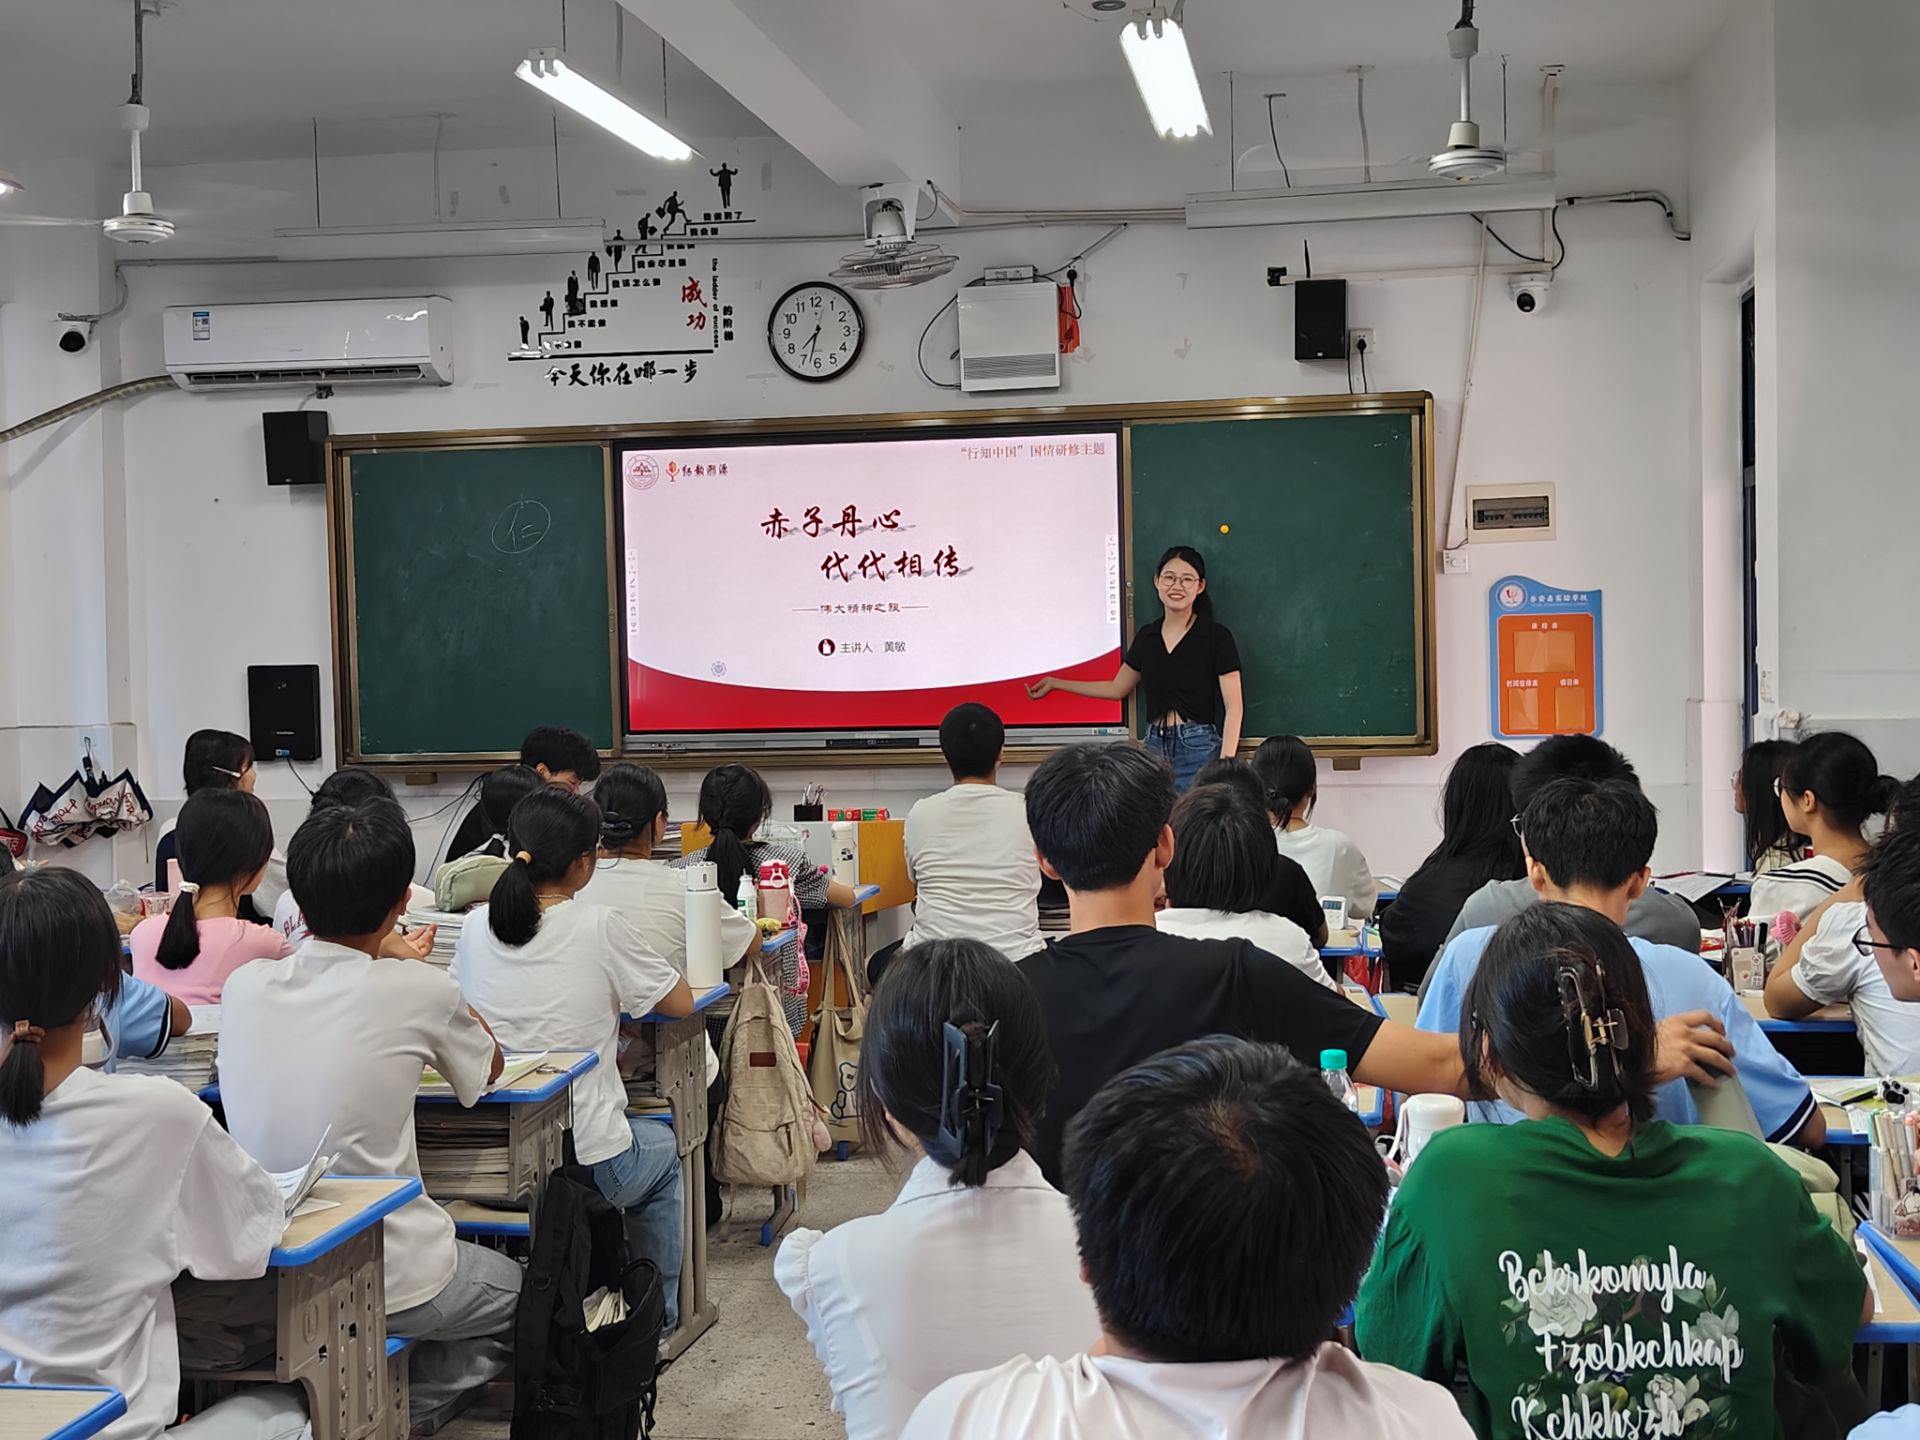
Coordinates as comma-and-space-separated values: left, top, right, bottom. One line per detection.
1293, 279, 1348, 362
262, 410, 330, 487
247, 664, 322, 762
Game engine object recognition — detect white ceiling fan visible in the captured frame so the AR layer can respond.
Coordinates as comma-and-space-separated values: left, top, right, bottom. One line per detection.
0, 1, 177, 244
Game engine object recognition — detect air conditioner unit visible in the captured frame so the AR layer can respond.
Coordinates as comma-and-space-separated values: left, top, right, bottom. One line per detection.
162, 297, 455, 391
957, 282, 1060, 393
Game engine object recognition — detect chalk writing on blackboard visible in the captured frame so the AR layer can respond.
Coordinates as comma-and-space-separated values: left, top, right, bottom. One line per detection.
491, 499, 553, 555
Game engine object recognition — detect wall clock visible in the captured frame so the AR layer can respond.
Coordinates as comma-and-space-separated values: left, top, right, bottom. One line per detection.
768, 281, 864, 382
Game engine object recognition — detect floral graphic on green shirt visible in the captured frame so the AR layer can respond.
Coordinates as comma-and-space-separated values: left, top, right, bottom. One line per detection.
1497, 1247, 1744, 1438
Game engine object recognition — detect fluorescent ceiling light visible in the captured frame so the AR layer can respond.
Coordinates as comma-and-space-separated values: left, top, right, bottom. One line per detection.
0, 169, 22, 197
516, 47, 697, 162
274, 219, 609, 261
1185, 175, 1556, 229
1119, 9, 1211, 140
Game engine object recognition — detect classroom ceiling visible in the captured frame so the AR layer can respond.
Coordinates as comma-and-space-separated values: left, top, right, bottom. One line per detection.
0, 0, 1737, 175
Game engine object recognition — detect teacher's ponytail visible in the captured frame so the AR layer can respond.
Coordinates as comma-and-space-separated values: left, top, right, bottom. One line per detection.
1154, 544, 1213, 623
697, 763, 773, 902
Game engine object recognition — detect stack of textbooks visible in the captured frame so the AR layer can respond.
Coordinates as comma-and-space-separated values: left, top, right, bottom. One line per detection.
402, 906, 465, 969
117, 1004, 219, 1092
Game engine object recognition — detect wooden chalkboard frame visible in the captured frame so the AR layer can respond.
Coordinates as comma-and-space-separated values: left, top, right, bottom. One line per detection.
326, 392, 1434, 769
327, 435, 625, 767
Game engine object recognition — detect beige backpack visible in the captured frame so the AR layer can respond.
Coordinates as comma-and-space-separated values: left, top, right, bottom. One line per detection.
713, 957, 820, 1191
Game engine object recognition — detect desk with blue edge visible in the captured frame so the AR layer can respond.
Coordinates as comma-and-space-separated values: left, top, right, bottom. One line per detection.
0, 1386, 126, 1440
182, 1176, 421, 1440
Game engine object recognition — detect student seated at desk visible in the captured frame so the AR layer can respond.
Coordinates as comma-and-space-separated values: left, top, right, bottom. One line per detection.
1770, 785, 1920, 1075
435, 764, 542, 902
1435, 735, 1702, 969
153, 730, 288, 921
679, 763, 859, 911
1379, 743, 1525, 993
443, 725, 599, 863
1419, 776, 1823, 1147
899, 703, 1043, 963
1736, 738, 1805, 875
1153, 782, 1333, 990
1014, 741, 1465, 1185
1751, 731, 1894, 925
902, 1036, 1470, 1440
1251, 734, 1378, 921
776, 939, 1098, 1440
220, 797, 518, 1432
1190, 757, 1328, 946
454, 787, 696, 1329
273, 768, 435, 946
130, 790, 292, 1006
0, 867, 308, 1440
1358, 904, 1868, 1440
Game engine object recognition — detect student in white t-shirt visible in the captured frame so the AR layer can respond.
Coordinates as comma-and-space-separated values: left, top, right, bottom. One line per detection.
1859, 821, 1920, 1071
901, 704, 1043, 961
220, 796, 515, 1433
778, 939, 1099, 1440
270, 768, 436, 951
1251, 734, 1377, 921
1155, 782, 1334, 990
0, 866, 308, 1440
454, 786, 696, 1329
901, 1035, 1468, 1440
1750, 731, 1893, 924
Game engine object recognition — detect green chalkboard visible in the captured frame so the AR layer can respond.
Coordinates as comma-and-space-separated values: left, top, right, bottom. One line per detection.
338, 444, 617, 761
1128, 409, 1432, 749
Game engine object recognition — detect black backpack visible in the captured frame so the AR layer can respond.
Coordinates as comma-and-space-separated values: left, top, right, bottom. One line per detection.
512, 1160, 666, 1440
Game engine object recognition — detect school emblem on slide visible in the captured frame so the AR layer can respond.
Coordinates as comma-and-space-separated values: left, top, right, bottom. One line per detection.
626, 454, 660, 491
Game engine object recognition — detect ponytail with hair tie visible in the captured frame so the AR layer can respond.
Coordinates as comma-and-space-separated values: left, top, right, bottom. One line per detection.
487, 789, 601, 947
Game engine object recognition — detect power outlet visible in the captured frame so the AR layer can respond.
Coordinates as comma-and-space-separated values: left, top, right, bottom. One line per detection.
1441, 547, 1471, 575
1347, 327, 1373, 355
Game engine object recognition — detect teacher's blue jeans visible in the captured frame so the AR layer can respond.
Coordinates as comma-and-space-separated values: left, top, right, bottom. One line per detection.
1146, 721, 1221, 794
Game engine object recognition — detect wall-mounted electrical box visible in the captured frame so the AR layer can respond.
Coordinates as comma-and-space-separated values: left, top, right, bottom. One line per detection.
1466, 482, 1556, 542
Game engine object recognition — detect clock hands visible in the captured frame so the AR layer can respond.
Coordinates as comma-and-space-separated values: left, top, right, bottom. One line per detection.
801, 324, 822, 362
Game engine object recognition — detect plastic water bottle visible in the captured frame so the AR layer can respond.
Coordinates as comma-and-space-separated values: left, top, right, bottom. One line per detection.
1321, 1048, 1359, 1114
735, 874, 756, 923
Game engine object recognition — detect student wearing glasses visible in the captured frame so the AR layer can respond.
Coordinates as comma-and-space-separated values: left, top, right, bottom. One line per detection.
1027, 545, 1243, 793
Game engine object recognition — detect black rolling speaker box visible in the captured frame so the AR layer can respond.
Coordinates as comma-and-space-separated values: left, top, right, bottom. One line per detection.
248, 664, 322, 762
1293, 278, 1348, 362
263, 409, 330, 487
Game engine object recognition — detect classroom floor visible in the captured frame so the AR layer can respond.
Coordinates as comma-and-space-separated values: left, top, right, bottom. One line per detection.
442, 1153, 904, 1440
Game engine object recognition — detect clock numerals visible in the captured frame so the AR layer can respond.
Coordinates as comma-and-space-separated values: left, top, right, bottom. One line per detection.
769, 283, 864, 382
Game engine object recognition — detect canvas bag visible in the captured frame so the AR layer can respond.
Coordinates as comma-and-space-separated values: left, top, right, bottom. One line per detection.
713, 953, 819, 1190
808, 942, 867, 1147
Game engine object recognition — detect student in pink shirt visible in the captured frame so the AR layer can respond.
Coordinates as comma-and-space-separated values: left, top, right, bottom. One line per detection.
131, 789, 291, 1005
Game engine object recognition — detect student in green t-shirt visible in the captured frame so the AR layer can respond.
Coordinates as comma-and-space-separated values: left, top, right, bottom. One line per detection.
1355, 902, 1868, 1440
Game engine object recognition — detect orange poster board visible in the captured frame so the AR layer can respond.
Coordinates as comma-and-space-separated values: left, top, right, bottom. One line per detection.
1489, 576, 1603, 739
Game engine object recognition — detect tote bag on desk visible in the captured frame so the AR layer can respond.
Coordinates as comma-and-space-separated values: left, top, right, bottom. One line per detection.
809, 943, 867, 1148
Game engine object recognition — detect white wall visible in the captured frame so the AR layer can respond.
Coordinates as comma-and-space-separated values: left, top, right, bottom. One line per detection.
5, 72, 1709, 883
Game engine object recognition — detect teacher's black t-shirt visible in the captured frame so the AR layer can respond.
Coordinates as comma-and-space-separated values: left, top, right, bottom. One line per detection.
1125, 619, 1241, 727
1017, 925, 1383, 1185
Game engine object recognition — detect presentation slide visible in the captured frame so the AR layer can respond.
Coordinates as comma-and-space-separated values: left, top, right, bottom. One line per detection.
621, 431, 1125, 734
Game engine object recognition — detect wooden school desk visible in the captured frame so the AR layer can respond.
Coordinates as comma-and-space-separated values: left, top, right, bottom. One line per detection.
0, 1385, 126, 1440
1739, 990, 1856, 1035
626, 982, 730, 1361
182, 1176, 421, 1440
416, 1050, 596, 1237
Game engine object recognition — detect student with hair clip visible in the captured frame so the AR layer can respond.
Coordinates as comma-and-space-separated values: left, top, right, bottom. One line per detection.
272, 768, 436, 948
1189, 757, 1327, 946
776, 939, 1097, 1440
1250, 733, 1377, 921
1359, 902, 1869, 1440
1750, 730, 1897, 924
1155, 783, 1334, 990
0, 866, 311, 1440
129, 789, 293, 1006
1027, 545, 1244, 793
454, 786, 697, 1328
1735, 738, 1803, 873
153, 728, 290, 919
1381, 742, 1526, 992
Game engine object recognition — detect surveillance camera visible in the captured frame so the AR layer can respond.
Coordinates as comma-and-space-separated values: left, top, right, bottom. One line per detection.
1508, 274, 1551, 315
57, 323, 91, 354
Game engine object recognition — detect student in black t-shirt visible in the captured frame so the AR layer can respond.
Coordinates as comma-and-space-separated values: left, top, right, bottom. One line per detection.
1027, 545, 1242, 793
1015, 740, 1466, 1184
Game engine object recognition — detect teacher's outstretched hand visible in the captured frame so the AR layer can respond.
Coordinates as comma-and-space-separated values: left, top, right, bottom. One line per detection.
1027, 544, 1243, 793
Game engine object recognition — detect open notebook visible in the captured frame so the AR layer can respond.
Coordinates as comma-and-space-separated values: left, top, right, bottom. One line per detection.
269, 1125, 340, 1222
418, 1050, 552, 1098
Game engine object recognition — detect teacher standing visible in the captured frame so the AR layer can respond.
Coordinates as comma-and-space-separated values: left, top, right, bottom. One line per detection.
1027, 544, 1244, 792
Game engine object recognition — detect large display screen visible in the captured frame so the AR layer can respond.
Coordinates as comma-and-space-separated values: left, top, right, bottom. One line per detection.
620, 429, 1126, 737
